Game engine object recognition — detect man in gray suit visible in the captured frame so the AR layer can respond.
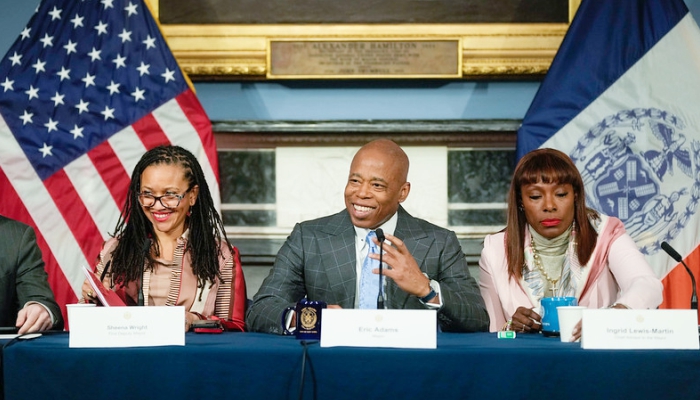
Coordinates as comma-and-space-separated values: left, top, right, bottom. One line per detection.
0, 215, 63, 333
246, 139, 488, 333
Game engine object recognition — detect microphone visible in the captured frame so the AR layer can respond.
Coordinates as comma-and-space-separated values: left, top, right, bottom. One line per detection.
661, 241, 698, 310
375, 228, 386, 309
138, 238, 151, 307
99, 260, 111, 282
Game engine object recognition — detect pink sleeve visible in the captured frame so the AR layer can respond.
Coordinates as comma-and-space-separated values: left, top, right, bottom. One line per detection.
580, 217, 663, 309
606, 233, 663, 309
479, 235, 508, 332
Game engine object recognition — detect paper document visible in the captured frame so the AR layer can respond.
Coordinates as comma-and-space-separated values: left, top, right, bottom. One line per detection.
82, 266, 126, 306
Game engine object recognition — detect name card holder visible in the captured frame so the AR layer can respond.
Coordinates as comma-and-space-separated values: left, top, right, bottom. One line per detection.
320, 309, 436, 349
581, 309, 699, 350
68, 306, 185, 348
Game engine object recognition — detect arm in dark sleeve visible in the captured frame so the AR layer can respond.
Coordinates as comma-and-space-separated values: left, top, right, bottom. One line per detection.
433, 231, 489, 332
16, 224, 63, 330
245, 223, 308, 334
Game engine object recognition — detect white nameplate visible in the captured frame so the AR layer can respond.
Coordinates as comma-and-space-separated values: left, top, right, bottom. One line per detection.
68, 305, 185, 348
320, 309, 436, 349
581, 309, 699, 350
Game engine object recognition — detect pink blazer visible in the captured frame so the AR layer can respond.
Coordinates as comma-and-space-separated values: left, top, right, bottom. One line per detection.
479, 217, 663, 332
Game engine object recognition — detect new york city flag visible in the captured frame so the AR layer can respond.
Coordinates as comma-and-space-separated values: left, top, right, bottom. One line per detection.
517, 0, 700, 313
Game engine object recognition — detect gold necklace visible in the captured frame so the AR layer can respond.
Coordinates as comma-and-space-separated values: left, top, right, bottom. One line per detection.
530, 239, 562, 296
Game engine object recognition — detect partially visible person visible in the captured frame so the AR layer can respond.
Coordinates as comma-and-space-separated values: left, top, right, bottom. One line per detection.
0, 215, 63, 333
247, 139, 489, 334
81, 145, 246, 331
479, 148, 662, 339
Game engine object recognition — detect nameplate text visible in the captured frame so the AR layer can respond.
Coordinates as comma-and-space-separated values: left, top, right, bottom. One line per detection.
320, 309, 436, 349
581, 309, 698, 350
68, 306, 185, 348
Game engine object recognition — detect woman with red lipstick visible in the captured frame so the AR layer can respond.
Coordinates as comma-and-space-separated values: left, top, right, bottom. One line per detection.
81, 145, 246, 331
479, 148, 662, 337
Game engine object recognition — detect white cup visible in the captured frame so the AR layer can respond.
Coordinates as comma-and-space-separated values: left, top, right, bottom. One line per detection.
557, 306, 586, 342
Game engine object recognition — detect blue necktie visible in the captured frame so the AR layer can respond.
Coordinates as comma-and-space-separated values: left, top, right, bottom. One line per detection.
359, 230, 380, 309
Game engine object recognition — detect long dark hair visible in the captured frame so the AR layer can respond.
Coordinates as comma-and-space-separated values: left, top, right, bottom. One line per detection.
505, 148, 598, 280
108, 145, 230, 288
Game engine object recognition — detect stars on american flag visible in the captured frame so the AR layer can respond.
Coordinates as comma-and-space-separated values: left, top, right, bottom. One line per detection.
49, 7, 63, 21
9, 52, 22, 66
1, 78, 13, 92
113, 54, 127, 68
31, 59, 46, 73
82, 72, 96, 88
70, 124, 84, 139
25, 86, 39, 100
51, 92, 65, 106
57, 66, 70, 81
0, 0, 187, 178
125, 2, 138, 16
118, 28, 132, 43
94, 21, 108, 36
162, 68, 175, 83
137, 62, 150, 76
39, 143, 53, 157
75, 100, 89, 114
20, 110, 33, 125
88, 47, 101, 61
131, 87, 145, 102
63, 40, 77, 55
39, 34, 54, 48
45, 118, 58, 132
143, 35, 156, 49
100, 105, 115, 120
70, 15, 84, 29
106, 80, 120, 95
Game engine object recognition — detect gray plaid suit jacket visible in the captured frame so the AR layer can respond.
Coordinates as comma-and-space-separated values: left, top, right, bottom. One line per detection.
246, 206, 489, 333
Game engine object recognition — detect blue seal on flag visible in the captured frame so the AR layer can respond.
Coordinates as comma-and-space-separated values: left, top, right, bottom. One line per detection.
570, 108, 700, 255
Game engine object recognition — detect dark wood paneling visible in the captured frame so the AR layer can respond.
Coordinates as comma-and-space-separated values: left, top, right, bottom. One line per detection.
213, 119, 519, 149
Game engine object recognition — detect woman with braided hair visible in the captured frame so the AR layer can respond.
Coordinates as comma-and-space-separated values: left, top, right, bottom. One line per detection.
81, 145, 246, 331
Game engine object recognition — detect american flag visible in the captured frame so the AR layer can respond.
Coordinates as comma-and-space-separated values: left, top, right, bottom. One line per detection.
0, 0, 219, 324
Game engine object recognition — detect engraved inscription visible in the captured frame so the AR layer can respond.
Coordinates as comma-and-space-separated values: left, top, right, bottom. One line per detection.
269, 40, 460, 78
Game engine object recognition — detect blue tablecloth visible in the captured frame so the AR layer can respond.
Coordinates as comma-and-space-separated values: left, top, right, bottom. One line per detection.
3, 332, 699, 399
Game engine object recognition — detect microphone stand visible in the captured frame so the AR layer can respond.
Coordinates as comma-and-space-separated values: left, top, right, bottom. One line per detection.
681, 260, 698, 310
376, 229, 386, 309
138, 238, 150, 307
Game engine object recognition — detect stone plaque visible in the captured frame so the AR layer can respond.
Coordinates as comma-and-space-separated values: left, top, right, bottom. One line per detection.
268, 40, 461, 78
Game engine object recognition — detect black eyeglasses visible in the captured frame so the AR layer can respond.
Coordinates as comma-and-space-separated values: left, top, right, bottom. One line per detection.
138, 189, 190, 209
